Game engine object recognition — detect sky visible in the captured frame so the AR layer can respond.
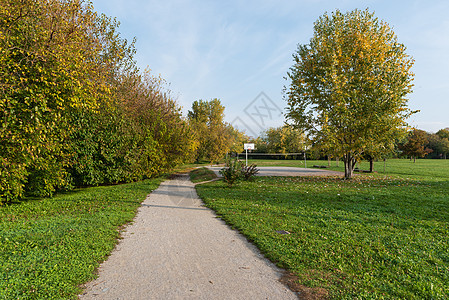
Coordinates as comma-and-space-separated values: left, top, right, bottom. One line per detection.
91, 0, 449, 137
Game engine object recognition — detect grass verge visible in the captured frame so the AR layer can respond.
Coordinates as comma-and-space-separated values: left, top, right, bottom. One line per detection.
195, 161, 449, 299
0, 178, 164, 299
189, 167, 217, 183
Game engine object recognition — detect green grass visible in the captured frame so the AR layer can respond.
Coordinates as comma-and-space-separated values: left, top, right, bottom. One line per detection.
168, 162, 212, 174
195, 159, 449, 298
0, 178, 163, 299
189, 167, 217, 183
248, 158, 449, 180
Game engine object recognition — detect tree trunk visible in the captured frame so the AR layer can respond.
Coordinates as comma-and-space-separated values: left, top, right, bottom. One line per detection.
369, 158, 374, 173
343, 154, 355, 179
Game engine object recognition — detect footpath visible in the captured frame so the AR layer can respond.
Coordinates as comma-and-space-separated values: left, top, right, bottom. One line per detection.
79, 173, 298, 299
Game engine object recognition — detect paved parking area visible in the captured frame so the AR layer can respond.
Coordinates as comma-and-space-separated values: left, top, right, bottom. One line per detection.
207, 166, 342, 177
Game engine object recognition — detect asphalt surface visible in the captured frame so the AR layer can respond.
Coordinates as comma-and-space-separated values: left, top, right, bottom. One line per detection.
207, 166, 342, 177
79, 173, 298, 300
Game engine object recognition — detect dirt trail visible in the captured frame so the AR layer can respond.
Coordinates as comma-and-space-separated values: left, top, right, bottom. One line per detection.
79, 173, 298, 299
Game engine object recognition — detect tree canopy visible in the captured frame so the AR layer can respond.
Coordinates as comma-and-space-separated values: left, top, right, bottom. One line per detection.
399, 129, 432, 162
285, 9, 415, 179
188, 99, 245, 163
254, 126, 306, 154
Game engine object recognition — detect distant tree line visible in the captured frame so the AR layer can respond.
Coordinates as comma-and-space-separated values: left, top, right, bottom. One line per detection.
248, 125, 306, 156
400, 128, 449, 161
247, 126, 449, 163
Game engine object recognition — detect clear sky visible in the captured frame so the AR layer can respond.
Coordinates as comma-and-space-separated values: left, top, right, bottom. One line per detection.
91, 0, 449, 137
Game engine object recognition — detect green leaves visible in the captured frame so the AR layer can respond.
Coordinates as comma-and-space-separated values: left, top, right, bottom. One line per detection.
0, 1, 196, 203
188, 99, 244, 164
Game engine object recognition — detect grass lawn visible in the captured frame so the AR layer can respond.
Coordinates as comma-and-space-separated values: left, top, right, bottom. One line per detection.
195, 159, 449, 299
247, 158, 449, 180
168, 162, 213, 174
0, 178, 163, 299
189, 167, 217, 183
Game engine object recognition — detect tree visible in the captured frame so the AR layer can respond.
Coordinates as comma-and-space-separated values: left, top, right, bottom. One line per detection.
188, 99, 231, 163
399, 129, 432, 162
439, 138, 449, 159
436, 128, 449, 140
285, 9, 415, 179
427, 131, 449, 159
252, 136, 268, 153
1, 0, 107, 200
263, 126, 306, 154
226, 124, 248, 154
435, 128, 449, 159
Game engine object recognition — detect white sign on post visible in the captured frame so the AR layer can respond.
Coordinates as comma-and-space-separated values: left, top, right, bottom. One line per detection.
243, 143, 255, 166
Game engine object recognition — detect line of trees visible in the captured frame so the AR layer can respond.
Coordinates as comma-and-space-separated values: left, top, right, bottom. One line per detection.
1, 0, 247, 204
248, 126, 449, 163
0, 0, 198, 203
400, 128, 449, 161
250, 125, 306, 155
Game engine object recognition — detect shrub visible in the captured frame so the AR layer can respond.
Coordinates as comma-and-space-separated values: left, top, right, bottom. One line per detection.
241, 164, 259, 181
219, 158, 242, 187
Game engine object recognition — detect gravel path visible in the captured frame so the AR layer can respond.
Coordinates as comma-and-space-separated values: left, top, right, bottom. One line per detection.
79, 173, 298, 300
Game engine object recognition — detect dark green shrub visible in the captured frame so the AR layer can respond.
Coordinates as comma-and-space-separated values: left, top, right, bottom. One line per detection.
241, 164, 259, 181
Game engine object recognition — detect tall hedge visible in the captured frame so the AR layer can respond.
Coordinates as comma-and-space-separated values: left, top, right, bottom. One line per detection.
0, 0, 196, 203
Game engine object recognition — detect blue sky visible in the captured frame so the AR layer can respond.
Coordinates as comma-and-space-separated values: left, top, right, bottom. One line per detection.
91, 0, 449, 136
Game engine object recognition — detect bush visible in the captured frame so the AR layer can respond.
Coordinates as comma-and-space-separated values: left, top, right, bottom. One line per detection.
241, 164, 259, 180
219, 159, 259, 186
219, 158, 242, 187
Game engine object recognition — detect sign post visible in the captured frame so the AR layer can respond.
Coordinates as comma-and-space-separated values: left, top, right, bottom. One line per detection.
304, 149, 307, 168
243, 143, 255, 167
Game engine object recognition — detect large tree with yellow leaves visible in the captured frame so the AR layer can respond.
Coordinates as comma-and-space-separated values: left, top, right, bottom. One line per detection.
285, 9, 415, 179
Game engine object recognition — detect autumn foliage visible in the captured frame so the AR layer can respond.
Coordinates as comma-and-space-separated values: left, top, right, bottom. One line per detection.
285, 9, 415, 179
0, 0, 196, 203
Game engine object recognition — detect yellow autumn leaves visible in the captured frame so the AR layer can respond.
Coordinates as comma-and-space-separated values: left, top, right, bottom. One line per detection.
285, 9, 415, 179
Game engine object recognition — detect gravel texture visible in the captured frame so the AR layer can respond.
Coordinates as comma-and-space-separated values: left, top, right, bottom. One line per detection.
79, 173, 298, 300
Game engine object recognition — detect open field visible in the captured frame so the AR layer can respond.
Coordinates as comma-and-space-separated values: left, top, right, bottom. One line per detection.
247, 158, 449, 180
0, 179, 163, 299
196, 159, 449, 298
